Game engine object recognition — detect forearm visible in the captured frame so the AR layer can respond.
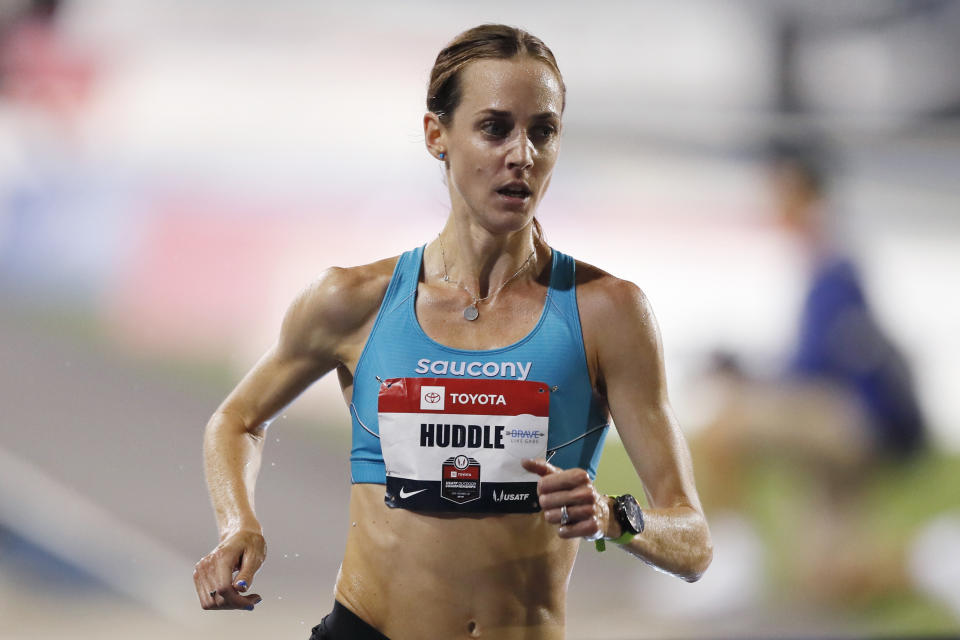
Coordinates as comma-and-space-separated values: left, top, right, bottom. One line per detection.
610, 500, 712, 582
203, 409, 266, 540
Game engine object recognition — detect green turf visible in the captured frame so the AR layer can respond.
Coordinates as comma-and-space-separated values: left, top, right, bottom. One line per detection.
593, 437, 960, 633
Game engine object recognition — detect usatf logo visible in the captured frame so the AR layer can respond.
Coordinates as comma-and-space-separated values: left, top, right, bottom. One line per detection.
420, 385, 445, 411
492, 489, 531, 502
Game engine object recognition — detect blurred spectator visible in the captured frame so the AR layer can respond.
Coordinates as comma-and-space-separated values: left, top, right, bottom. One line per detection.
693, 135, 927, 604
773, 137, 925, 457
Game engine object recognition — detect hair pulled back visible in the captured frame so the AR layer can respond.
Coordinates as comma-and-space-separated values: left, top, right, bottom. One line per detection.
427, 24, 566, 125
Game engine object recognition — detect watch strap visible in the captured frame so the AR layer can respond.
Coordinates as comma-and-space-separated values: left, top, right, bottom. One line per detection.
594, 530, 636, 552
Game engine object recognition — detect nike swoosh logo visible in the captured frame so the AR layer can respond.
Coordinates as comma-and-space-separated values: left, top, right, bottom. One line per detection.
399, 487, 428, 499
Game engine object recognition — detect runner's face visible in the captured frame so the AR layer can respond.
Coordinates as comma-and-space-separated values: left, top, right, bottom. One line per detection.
441, 57, 563, 233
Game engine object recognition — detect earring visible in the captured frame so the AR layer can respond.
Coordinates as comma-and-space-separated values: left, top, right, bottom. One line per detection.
438, 152, 446, 160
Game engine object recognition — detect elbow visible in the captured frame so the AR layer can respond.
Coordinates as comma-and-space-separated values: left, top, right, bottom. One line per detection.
681, 547, 713, 583
207, 408, 263, 440
681, 530, 714, 583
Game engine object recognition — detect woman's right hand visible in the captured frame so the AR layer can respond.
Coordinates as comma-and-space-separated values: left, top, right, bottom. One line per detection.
193, 529, 266, 610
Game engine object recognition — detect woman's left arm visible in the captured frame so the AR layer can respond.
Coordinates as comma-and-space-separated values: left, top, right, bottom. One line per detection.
525, 276, 712, 581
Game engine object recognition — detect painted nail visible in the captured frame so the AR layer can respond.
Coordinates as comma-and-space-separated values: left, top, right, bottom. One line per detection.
237, 580, 248, 591
245, 605, 254, 611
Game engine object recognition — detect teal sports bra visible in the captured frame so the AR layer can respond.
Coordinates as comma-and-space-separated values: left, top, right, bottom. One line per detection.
348, 245, 609, 487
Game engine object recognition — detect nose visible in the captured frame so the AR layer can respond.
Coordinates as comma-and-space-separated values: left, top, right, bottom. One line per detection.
506, 131, 534, 171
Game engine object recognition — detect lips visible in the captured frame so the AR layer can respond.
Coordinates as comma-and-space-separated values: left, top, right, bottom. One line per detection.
496, 182, 532, 199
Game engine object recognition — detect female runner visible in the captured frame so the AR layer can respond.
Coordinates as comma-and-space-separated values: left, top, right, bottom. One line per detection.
193, 23, 712, 640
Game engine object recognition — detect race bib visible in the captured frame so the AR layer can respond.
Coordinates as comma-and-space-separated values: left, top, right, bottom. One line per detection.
378, 377, 549, 513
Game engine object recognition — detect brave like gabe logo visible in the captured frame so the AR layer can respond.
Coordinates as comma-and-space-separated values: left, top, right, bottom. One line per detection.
420, 385, 445, 411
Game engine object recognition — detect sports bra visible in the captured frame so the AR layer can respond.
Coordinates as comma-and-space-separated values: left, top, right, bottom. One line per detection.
348, 245, 609, 484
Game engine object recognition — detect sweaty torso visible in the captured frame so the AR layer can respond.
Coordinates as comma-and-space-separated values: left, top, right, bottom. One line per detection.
328, 248, 600, 639
338, 485, 577, 639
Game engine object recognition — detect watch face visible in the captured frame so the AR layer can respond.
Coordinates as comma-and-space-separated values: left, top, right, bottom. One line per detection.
617, 495, 643, 534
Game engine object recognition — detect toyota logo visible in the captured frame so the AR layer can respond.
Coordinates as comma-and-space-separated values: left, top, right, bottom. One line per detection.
424, 392, 441, 404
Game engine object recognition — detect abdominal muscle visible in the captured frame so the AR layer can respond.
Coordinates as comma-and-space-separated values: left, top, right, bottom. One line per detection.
334, 483, 579, 640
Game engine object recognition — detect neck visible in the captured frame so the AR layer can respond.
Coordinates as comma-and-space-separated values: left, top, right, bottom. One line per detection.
434, 217, 541, 298
793, 202, 836, 265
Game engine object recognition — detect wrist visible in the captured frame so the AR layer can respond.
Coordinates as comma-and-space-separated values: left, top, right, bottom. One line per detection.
595, 494, 643, 552
603, 495, 623, 539
219, 520, 263, 543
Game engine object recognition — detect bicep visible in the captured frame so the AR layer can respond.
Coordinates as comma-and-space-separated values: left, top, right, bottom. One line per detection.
215, 341, 336, 435
214, 280, 343, 433
596, 285, 702, 512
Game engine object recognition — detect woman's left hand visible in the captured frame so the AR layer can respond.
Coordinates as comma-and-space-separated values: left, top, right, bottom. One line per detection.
521, 458, 618, 540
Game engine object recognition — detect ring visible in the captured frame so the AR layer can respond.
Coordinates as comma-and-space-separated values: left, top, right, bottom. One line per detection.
560, 505, 570, 526
209, 590, 217, 598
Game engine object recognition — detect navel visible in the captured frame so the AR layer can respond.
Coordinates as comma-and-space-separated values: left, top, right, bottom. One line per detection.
467, 619, 480, 637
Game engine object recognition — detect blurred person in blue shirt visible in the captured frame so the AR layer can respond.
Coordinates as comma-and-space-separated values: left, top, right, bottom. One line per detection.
693, 137, 926, 603
774, 138, 925, 459
700, 138, 925, 475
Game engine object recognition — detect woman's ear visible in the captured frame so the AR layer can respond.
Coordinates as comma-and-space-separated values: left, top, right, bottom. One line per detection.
423, 112, 447, 160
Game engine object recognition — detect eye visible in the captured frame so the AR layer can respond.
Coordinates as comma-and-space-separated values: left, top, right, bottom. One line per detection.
531, 124, 558, 141
480, 120, 510, 138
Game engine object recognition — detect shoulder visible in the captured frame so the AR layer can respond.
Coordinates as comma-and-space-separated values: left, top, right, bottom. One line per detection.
808, 255, 866, 309
572, 258, 664, 389
302, 256, 400, 330
574, 259, 655, 328
277, 255, 400, 359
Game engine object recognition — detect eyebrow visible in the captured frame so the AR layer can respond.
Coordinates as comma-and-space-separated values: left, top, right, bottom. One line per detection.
475, 108, 560, 120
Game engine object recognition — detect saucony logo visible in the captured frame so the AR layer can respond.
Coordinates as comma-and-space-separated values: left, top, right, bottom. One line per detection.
399, 487, 428, 499
414, 358, 532, 380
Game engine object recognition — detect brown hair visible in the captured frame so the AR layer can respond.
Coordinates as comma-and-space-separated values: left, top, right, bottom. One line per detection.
427, 24, 566, 125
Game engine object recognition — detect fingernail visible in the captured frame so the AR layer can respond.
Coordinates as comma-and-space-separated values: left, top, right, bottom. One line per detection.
236, 580, 248, 591
245, 605, 254, 611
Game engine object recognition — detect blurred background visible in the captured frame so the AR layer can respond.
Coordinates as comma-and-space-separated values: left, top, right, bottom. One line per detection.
1, 1, 959, 638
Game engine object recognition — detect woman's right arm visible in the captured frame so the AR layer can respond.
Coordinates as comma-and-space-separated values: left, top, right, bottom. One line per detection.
192, 265, 388, 610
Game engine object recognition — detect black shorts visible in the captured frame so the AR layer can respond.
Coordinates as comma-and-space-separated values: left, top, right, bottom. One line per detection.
309, 600, 390, 640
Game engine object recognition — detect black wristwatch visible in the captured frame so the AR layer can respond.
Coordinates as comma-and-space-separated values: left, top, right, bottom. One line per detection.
612, 494, 644, 535
595, 494, 643, 552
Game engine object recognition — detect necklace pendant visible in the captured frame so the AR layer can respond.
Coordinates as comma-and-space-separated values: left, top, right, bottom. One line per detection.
463, 304, 479, 321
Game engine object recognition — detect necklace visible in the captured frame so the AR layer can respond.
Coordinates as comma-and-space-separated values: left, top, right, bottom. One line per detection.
437, 234, 537, 321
